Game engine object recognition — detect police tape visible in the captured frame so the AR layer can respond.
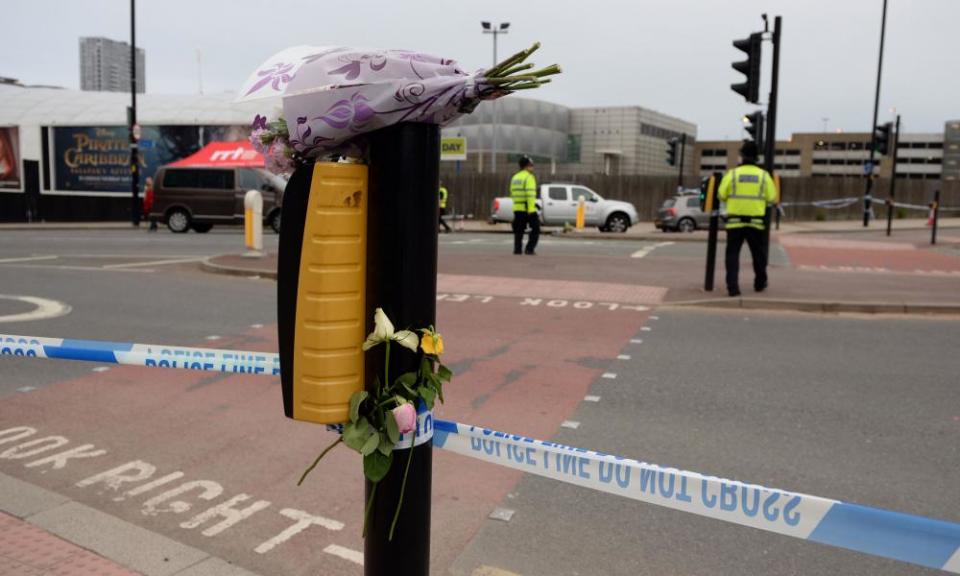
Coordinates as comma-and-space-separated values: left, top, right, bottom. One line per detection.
4, 334, 960, 572
887, 200, 933, 211
780, 197, 860, 209
0, 334, 279, 375
431, 420, 960, 574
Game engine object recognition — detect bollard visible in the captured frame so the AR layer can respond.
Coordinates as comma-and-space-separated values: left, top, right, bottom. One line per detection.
575, 195, 586, 230
243, 189, 263, 257
364, 123, 439, 576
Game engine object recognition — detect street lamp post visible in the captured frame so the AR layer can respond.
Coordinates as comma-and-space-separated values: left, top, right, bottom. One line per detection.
482, 21, 509, 174
863, 0, 889, 227
129, 0, 140, 227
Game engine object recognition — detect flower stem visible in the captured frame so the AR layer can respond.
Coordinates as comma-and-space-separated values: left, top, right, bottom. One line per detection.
363, 482, 377, 538
297, 436, 343, 486
388, 421, 417, 541
383, 340, 391, 396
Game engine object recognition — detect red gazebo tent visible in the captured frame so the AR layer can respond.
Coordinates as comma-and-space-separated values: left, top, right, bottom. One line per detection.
168, 141, 264, 167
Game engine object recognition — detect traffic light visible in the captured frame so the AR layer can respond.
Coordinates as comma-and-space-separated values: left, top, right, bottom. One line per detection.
743, 110, 764, 151
699, 176, 710, 211
874, 122, 893, 155
731, 32, 763, 103
666, 137, 678, 166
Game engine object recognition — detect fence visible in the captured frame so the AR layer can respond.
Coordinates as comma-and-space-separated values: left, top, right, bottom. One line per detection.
439, 174, 959, 223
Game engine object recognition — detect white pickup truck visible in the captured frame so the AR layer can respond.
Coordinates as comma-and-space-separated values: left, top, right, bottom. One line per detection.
490, 183, 639, 232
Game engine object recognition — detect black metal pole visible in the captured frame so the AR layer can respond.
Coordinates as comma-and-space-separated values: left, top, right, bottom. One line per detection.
864, 0, 888, 227
762, 16, 781, 259
129, 0, 140, 227
677, 133, 687, 190
704, 172, 721, 291
931, 189, 940, 246
364, 123, 439, 576
886, 114, 900, 236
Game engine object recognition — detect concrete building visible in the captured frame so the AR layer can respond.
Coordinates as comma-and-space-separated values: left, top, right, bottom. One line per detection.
441, 97, 696, 176
943, 120, 960, 182
696, 131, 945, 180
80, 37, 145, 93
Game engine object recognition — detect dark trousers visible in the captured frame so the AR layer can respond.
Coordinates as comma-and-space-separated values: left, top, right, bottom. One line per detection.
439, 208, 451, 232
512, 211, 540, 254
725, 226, 767, 292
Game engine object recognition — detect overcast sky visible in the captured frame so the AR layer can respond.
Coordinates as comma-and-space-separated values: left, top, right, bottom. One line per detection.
3, 0, 956, 139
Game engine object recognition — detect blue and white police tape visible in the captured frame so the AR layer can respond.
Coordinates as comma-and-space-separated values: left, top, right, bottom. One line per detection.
0, 334, 279, 376
888, 200, 934, 211
431, 420, 960, 573
5, 334, 960, 572
780, 196, 860, 209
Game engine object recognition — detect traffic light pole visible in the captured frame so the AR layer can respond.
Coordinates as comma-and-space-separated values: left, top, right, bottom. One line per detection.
676, 133, 687, 190
762, 16, 781, 258
864, 0, 889, 227
885, 114, 900, 237
129, 0, 140, 227
364, 123, 439, 576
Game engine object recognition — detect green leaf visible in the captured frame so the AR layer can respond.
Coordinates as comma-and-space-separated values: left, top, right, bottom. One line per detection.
360, 431, 380, 456
349, 391, 369, 423
378, 432, 394, 456
417, 385, 436, 410
385, 411, 401, 444
435, 380, 445, 404
343, 417, 371, 451
420, 357, 433, 377
437, 364, 453, 382
396, 372, 417, 386
364, 450, 393, 483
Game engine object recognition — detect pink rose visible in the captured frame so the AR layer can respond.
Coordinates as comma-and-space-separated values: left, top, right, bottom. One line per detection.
393, 403, 417, 435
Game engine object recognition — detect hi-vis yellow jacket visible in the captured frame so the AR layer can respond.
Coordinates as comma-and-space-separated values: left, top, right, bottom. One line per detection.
717, 164, 777, 230
438, 186, 448, 209
510, 170, 538, 213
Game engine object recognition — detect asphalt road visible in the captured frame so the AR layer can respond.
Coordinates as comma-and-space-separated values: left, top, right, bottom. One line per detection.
1, 228, 957, 576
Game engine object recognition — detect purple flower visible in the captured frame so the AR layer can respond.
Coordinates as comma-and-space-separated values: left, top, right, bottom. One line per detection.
244, 62, 295, 96
317, 94, 376, 130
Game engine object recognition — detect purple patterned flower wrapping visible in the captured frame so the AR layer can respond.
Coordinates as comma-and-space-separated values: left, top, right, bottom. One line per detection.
237, 45, 498, 159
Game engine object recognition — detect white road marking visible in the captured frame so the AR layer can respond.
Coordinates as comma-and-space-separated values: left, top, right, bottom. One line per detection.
617, 354, 631, 360
561, 420, 581, 429
0, 255, 58, 264
584, 395, 601, 402
92, 367, 110, 373
101, 257, 206, 269
17, 387, 36, 393
650, 315, 660, 320
205, 335, 222, 341
630, 241, 675, 259
602, 373, 617, 379
489, 507, 516, 522
0, 295, 72, 323
641, 327, 652, 332
324, 544, 364, 565
630, 339, 643, 344
250, 324, 264, 329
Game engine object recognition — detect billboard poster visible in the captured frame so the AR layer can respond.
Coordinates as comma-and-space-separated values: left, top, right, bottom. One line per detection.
0, 126, 21, 191
52, 125, 250, 194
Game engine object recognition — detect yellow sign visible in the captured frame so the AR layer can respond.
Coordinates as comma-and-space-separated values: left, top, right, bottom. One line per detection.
441, 137, 467, 161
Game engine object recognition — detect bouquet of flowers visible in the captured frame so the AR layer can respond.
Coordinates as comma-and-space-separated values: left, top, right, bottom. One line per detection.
242, 42, 561, 172
298, 308, 452, 541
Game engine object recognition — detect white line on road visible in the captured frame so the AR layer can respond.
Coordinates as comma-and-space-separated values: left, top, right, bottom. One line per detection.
92, 367, 110, 373
205, 335, 222, 341
561, 420, 581, 429
584, 395, 601, 402
0, 255, 58, 264
602, 373, 617, 379
250, 324, 264, 329
630, 241, 675, 259
0, 295, 72, 323
617, 354, 631, 360
101, 257, 206, 269
324, 544, 364, 565
641, 327, 652, 332
17, 386, 36, 393
630, 339, 643, 344
650, 315, 660, 320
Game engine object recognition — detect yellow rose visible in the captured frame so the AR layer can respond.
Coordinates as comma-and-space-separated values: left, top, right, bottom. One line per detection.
420, 330, 444, 356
